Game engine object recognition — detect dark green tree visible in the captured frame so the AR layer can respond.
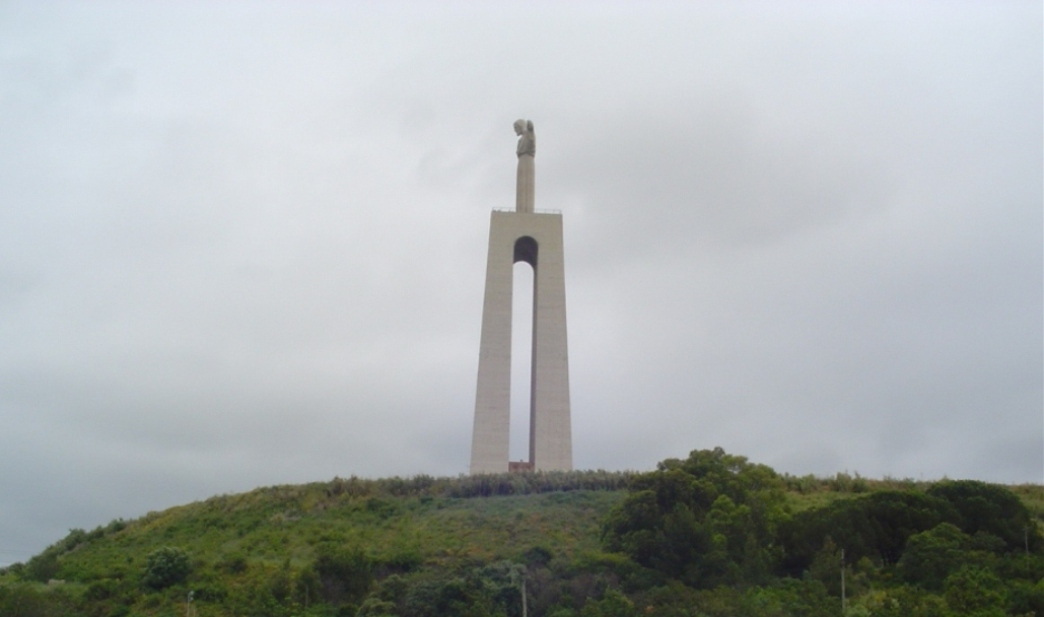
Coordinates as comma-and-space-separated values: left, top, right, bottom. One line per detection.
21, 553, 60, 583
896, 523, 972, 590
313, 543, 373, 607
0, 582, 81, 617
603, 447, 787, 588
943, 566, 1006, 616
782, 491, 958, 573
581, 588, 639, 617
141, 546, 191, 590
864, 585, 950, 617
741, 578, 837, 617
927, 480, 1041, 552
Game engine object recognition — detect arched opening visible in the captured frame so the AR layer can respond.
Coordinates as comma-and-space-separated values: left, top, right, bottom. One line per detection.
513, 235, 538, 266
510, 261, 533, 463
510, 236, 538, 465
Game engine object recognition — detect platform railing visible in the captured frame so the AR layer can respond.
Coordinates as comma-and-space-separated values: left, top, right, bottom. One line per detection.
492, 208, 562, 214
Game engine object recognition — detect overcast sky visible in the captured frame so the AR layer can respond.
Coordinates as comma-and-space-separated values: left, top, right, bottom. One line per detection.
1, 1, 1041, 566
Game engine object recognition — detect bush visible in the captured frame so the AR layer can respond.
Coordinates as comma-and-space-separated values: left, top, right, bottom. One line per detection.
927, 480, 1041, 552
896, 523, 971, 590
141, 546, 191, 590
581, 588, 638, 617
0, 582, 80, 617
22, 552, 60, 583
602, 447, 787, 588
314, 543, 373, 606
782, 491, 958, 572
943, 566, 1007, 616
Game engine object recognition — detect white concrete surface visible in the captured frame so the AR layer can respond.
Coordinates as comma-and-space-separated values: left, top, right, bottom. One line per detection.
470, 210, 572, 473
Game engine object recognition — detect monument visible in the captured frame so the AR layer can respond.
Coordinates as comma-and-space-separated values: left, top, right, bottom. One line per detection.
470, 120, 573, 474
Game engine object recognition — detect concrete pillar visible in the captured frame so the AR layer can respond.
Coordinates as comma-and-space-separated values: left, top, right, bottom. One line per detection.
470, 210, 572, 473
516, 155, 534, 213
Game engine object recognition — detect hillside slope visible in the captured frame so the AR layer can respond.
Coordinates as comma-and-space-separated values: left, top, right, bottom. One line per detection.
2, 452, 1042, 617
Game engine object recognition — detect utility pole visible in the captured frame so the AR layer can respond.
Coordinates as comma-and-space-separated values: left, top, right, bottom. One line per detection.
522, 576, 528, 617
840, 549, 846, 616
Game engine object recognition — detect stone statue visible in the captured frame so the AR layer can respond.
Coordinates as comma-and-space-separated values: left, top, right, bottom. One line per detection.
514, 119, 535, 212
514, 119, 535, 157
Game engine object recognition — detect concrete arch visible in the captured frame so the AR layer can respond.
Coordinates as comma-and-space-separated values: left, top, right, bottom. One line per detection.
470, 212, 572, 473
513, 235, 538, 266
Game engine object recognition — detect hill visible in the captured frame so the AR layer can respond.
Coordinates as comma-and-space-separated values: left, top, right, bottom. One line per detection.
1, 449, 1042, 617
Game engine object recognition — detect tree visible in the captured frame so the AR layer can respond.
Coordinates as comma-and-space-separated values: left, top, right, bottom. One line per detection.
21, 553, 60, 583
927, 480, 1040, 553
602, 447, 787, 588
581, 589, 638, 617
313, 543, 373, 606
943, 567, 1006, 616
357, 596, 398, 617
0, 583, 72, 617
782, 491, 958, 573
141, 546, 191, 590
897, 523, 972, 590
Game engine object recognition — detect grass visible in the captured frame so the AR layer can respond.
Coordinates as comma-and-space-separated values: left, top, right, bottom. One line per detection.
13, 479, 628, 589
2, 467, 1040, 617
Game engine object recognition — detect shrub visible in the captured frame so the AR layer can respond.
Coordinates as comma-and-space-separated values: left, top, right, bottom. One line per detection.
314, 543, 374, 605
896, 523, 971, 590
22, 552, 60, 583
581, 588, 638, 617
782, 491, 958, 572
602, 447, 787, 588
141, 546, 191, 590
928, 480, 1041, 552
944, 567, 1007, 616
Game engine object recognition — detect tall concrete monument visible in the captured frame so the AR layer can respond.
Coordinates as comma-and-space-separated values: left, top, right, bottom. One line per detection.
470, 120, 573, 474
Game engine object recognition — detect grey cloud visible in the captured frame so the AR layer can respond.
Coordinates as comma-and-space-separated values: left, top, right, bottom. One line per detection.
0, 2, 1039, 565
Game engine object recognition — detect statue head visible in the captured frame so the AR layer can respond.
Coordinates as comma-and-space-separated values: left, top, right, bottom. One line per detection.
513, 119, 526, 135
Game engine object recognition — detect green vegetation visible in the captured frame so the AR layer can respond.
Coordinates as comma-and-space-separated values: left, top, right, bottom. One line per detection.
1, 450, 1041, 617
141, 547, 192, 590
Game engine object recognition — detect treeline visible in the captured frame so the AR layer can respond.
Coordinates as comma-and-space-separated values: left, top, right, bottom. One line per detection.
602, 447, 1043, 616
1, 449, 1041, 617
